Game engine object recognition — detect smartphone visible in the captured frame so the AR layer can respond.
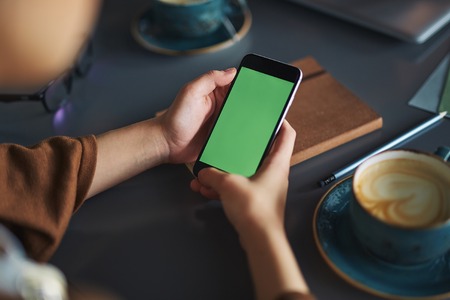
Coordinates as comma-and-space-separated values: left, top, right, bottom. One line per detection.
193, 54, 302, 177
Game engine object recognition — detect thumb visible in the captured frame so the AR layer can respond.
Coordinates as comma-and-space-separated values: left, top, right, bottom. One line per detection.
197, 167, 229, 191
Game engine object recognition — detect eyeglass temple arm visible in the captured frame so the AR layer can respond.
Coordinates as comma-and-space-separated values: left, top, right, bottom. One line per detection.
0, 94, 44, 102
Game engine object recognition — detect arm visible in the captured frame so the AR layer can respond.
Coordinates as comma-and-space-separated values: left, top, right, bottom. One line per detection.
0, 136, 96, 262
191, 122, 312, 300
0, 69, 236, 262
86, 68, 236, 199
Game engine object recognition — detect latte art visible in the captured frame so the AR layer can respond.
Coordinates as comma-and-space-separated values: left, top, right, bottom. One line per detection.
354, 159, 450, 228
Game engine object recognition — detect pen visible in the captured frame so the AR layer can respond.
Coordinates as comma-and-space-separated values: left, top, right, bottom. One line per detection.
318, 111, 448, 187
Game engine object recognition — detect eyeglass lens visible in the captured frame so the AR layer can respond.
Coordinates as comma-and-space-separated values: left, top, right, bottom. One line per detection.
43, 76, 71, 112
43, 40, 93, 112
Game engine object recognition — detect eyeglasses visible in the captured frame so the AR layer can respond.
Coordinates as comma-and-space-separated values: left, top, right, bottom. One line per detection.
0, 40, 93, 113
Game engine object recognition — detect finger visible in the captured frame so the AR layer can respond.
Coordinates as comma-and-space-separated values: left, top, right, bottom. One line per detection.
259, 121, 296, 174
190, 177, 220, 199
197, 167, 234, 192
182, 69, 236, 102
190, 178, 201, 193
199, 186, 220, 199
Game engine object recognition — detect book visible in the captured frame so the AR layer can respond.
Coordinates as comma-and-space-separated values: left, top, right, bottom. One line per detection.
287, 56, 383, 165
172, 56, 383, 172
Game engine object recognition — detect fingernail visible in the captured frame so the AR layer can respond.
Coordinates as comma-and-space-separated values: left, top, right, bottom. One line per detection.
224, 67, 236, 73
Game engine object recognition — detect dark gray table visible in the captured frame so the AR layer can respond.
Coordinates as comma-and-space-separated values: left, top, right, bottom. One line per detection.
1, 0, 449, 299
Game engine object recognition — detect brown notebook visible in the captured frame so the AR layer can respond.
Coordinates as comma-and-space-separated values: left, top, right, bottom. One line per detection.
173, 56, 382, 172
286, 57, 383, 165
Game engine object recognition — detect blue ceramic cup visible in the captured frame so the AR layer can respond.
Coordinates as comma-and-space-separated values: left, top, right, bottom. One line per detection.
152, 0, 225, 38
350, 147, 450, 265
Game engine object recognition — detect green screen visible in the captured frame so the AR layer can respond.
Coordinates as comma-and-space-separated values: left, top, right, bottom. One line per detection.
199, 67, 295, 177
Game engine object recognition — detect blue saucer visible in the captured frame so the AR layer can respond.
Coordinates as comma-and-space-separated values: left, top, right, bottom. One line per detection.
131, 0, 252, 55
313, 176, 450, 299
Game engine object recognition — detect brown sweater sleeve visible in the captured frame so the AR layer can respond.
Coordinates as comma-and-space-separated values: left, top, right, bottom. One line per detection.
0, 135, 97, 262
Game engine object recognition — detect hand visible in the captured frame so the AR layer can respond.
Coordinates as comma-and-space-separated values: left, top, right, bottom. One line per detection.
157, 68, 236, 164
190, 121, 296, 238
86, 68, 235, 199
190, 122, 311, 300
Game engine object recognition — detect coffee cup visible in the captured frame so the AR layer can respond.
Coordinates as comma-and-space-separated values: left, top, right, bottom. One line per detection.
350, 147, 450, 265
151, 0, 225, 38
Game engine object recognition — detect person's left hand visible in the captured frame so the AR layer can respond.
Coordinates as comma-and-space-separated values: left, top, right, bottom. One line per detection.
190, 121, 296, 240
156, 68, 236, 164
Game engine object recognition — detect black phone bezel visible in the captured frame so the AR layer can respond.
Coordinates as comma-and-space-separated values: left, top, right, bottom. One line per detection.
192, 53, 302, 177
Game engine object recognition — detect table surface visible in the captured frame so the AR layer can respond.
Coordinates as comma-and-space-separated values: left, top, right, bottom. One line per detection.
1, 0, 450, 299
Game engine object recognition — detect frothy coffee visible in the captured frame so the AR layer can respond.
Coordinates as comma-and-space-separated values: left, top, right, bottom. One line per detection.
354, 153, 450, 228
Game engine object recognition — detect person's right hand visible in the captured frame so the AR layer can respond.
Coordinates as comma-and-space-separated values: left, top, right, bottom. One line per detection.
156, 68, 236, 165
190, 121, 296, 239
87, 69, 236, 199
